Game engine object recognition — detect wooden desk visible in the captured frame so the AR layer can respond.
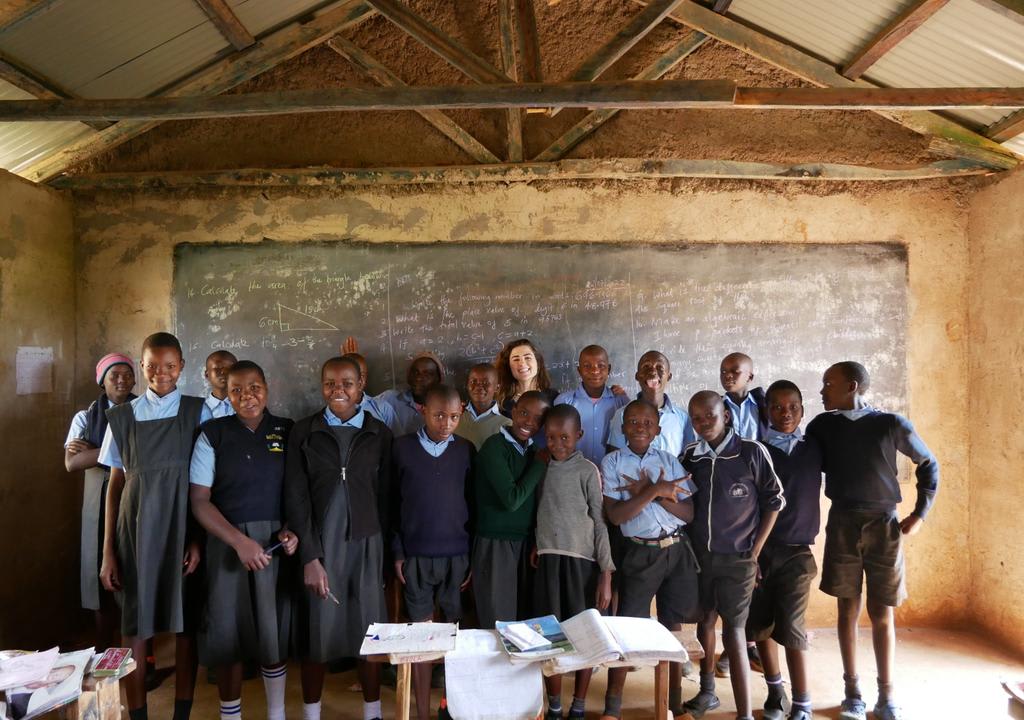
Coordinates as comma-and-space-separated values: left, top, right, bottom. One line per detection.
371, 632, 704, 720
58, 659, 136, 720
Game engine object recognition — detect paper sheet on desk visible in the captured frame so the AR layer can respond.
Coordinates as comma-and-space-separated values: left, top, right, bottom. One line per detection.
445, 630, 542, 720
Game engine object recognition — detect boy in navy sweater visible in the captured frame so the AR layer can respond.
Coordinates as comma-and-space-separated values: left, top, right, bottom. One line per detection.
392, 384, 473, 720
747, 381, 823, 720
807, 362, 939, 720
681, 391, 784, 720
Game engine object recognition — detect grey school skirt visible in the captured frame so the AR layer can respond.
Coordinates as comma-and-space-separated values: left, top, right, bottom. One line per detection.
199, 520, 293, 667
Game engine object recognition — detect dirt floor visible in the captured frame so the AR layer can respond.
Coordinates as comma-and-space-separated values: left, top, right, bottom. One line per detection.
132, 627, 1024, 719
75, 0, 935, 175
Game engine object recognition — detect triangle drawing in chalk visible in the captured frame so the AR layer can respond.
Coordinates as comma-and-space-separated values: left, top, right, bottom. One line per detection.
277, 302, 340, 332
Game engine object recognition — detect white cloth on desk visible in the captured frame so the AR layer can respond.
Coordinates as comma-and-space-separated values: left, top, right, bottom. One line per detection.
444, 630, 542, 720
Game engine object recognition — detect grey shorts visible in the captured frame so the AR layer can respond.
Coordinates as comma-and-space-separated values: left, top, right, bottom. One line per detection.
820, 508, 906, 608
696, 550, 758, 628
402, 555, 469, 622
746, 544, 817, 650
617, 535, 700, 625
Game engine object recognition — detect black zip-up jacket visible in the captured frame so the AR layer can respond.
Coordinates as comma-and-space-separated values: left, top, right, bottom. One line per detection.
681, 431, 785, 554
285, 409, 393, 566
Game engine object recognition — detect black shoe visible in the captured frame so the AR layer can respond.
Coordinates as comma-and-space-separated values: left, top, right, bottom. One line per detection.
682, 690, 721, 718
714, 652, 729, 678
431, 663, 444, 689
747, 644, 764, 674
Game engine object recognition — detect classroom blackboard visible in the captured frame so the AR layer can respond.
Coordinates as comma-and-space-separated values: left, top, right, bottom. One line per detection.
172, 241, 907, 421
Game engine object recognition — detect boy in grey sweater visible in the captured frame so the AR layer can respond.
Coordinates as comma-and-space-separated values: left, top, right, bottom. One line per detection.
532, 404, 614, 720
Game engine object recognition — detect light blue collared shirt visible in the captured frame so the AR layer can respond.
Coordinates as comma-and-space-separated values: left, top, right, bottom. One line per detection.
64, 397, 129, 448
466, 402, 502, 422
417, 427, 456, 457
378, 389, 424, 436
833, 405, 875, 421
324, 407, 365, 428
189, 431, 217, 488
692, 429, 737, 459
98, 388, 183, 469
607, 393, 696, 457
201, 393, 235, 424
554, 384, 630, 465
360, 393, 399, 433
764, 426, 803, 455
724, 393, 760, 441
499, 425, 532, 456
601, 446, 696, 538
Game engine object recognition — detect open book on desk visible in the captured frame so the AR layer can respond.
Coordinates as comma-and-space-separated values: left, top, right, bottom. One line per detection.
545, 609, 688, 676
495, 615, 574, 663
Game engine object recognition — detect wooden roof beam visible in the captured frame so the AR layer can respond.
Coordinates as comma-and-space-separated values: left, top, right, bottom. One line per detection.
535, 31, 709, 161
549, 0, 683, 117
19, 0, 377, 183
513, 0, 542, 83
635, 0, 1019, 170
841, 0, 950, 80
195, 0, 255, 51
498, 0, 524, 161
363, 0, 512, 84
0, 51, 110, 130
6, 83, 1024, 122
326, 37, 499, 164
986, 108, 1024, 142
48, 157, 993, 191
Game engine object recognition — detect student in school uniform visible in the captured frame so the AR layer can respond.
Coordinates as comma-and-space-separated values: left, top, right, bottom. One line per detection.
98, 332, 204, 720
495, 339, 559, 418
342, 351, 400, 433
378, 351, 446, 436
454, 363, 511, 450
680, 391, 784, 720
746, 380, 823, 720
807, 362, 939, 720
190, 360, 298, 720
202, 350, 237, 422
392, 384, 473, 720
600, 400, 698, 720
606, 350, 695, 456
553, 345, 628, 465
719, 352, 769, 441
471, 390, 550, 628
532, 405, 613, 720
285, 356, 392, 720
64, 353, 137, 650
715, 352, 770, 677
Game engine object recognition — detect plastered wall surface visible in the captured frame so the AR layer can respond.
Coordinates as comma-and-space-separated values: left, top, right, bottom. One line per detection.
0, 170, 77, 648
968, 169, 1024, 657
71, 182, 971, 629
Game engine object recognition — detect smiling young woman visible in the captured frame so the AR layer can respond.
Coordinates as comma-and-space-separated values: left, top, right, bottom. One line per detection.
494, 338, 558, 418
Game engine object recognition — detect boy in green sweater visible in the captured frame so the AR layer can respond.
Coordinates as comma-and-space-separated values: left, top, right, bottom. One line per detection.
471, 390, 551, 628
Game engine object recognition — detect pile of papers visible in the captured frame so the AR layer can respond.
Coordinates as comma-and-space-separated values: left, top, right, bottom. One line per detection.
0, 648, 93, 720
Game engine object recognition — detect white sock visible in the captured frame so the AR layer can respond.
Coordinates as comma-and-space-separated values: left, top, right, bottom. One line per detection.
261, 665, 287, 720
220, 698, 241, 720
302, 701, 320, 720
363, 699, 382, 720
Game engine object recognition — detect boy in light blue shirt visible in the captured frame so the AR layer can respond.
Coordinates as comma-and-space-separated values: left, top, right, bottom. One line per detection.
200, 350, 236, 423
600, 400, 698, 719
607, 350, 695, 456
343, 351, 399, 433
554, 345, 628, 465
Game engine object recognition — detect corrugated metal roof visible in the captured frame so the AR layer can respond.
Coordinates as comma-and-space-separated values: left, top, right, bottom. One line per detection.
0, 80, 93, 174
232, 0, 332, 37
730, 0, 1024, 146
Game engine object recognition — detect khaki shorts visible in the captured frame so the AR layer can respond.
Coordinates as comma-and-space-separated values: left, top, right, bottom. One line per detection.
820, 508, 906, 608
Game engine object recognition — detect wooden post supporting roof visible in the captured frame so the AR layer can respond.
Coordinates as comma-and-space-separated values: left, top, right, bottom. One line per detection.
195, 0, 256, 51
0, 51, 110, 130
498, 0, 524, 162
18, 0, 377, 183
635, 0, 1020, 169
513, 0, 542, 83
534, 31, 709, 161
841, 0, 950, 80
363, 0, 512, 84
326, 37, 499, 164
48, 157, 993, 191
548, 0, 682, 117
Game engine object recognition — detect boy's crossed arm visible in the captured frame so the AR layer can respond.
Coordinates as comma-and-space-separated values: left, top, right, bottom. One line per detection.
604, 468, 693, 527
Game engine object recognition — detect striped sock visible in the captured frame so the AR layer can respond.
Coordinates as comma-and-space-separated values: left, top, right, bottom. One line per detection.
219, 698, 241, 720
302, 701, 321, 720
363, 699, 382, 720
261, 665, 287, 720
765, 672, 784, 701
